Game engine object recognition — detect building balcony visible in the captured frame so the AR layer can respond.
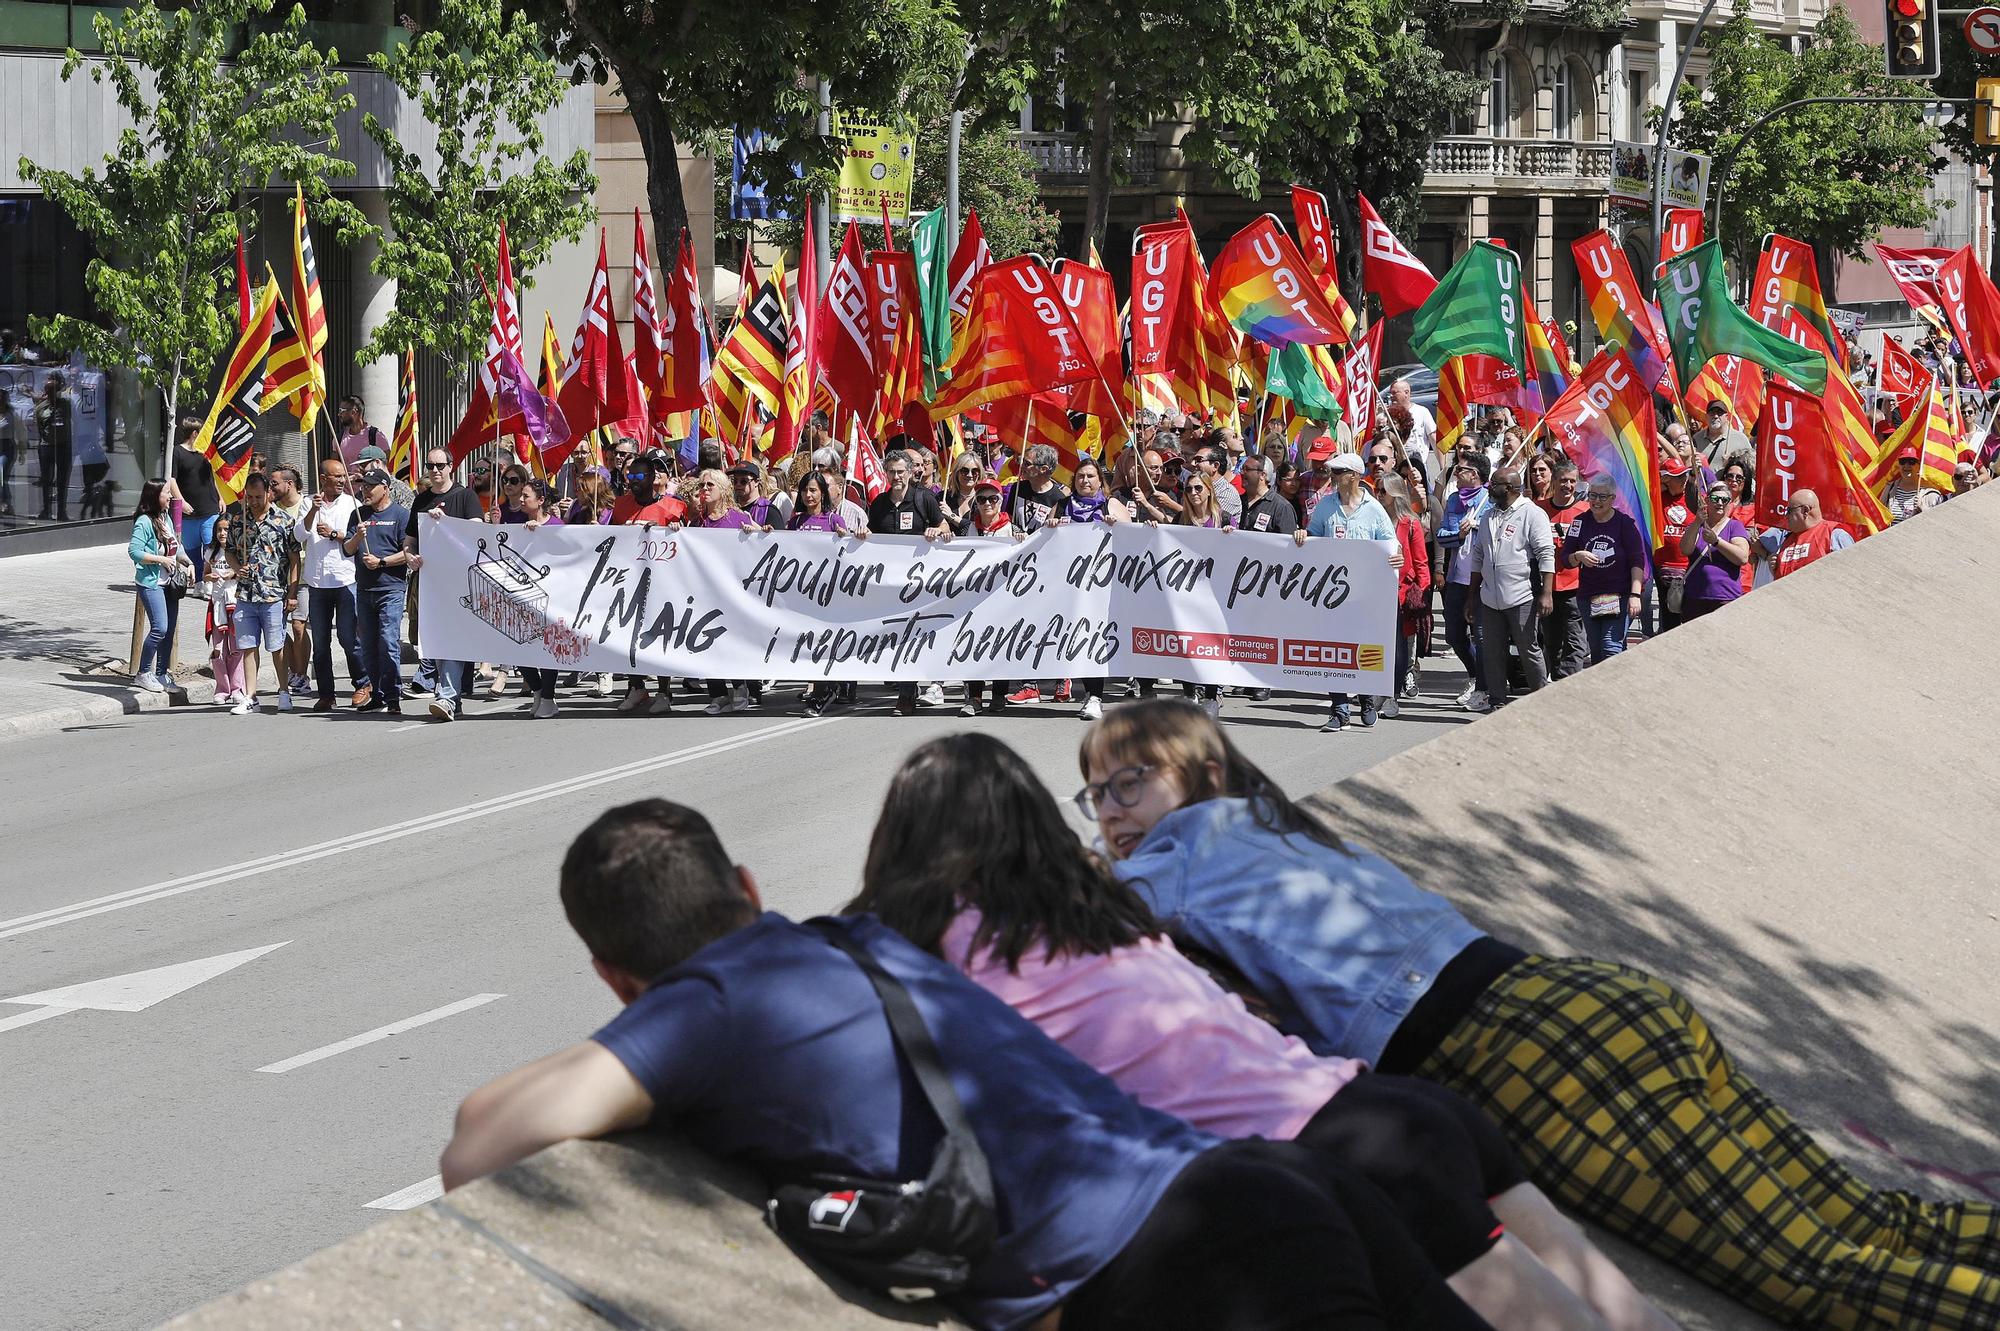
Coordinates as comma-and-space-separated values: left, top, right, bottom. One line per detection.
1016, 132, 1160, 188
1425, 136, 1614, 192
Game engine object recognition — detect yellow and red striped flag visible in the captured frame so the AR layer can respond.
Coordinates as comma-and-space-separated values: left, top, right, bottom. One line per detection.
262, 184, 328, 432
390, 350, 420, 486
195, 275, 282, 502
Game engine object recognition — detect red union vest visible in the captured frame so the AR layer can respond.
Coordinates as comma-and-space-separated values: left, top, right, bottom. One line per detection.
1773, 521, 1839, 579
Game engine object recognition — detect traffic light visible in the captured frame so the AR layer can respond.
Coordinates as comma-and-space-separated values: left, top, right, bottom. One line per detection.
1885, 0, 1939, 79
1976, 78, 2000, 147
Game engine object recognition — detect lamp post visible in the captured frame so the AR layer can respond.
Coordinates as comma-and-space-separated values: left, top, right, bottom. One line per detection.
1649, 0, 1725, 295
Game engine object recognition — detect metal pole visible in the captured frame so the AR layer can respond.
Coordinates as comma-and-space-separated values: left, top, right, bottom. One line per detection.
815, 79, 832, 297
947, 110, 963, 243
1650, 0, 1724, 297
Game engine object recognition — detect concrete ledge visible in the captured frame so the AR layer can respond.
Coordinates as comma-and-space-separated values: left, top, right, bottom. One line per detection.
164, 1136, 964, 1330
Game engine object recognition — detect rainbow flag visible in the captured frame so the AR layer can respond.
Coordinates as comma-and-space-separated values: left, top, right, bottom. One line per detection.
1209, 215, 1347, 347
1522, 291, 1570, 410
1540, 350, 1662, 544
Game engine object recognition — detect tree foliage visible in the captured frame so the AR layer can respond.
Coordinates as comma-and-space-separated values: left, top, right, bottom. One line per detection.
360, 0, 596, 380
17, 0, 360, 447
1668, 4, 1940, 276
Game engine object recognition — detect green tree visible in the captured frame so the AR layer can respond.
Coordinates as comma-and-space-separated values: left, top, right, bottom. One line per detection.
1668, 4, 1940, 280
518, 0, 939, 271
358, 0, 596, 380
17, 0, 360, 468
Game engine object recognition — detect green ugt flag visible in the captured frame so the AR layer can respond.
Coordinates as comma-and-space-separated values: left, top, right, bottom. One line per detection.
910, 207, 955, 396
1660, 239, 1827, 395
1265, 343, 1344, 423
1409, 241, 1525, 376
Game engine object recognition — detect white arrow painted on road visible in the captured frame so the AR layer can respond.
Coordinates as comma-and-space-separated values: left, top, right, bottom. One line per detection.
0, 941, 288, 1032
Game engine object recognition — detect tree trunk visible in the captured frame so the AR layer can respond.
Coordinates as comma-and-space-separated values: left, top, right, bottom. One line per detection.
1325, 179, 1367, 319
615, 57, 691, 272
1080, 82, 1116, 262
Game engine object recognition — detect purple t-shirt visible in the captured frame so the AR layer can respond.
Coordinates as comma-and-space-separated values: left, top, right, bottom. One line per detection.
1685, 518, 1749, 602
1567, 508, 1649, 599
697, 507, 755, 530
788, 512, 843, 532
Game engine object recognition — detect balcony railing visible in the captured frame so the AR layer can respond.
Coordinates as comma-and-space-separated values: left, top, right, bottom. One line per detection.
1426, 137, 1614, 184
1016, 132, 1159, 186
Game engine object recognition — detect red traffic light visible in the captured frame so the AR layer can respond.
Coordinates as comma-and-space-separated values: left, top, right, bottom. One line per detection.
1895, 0, 1921, 14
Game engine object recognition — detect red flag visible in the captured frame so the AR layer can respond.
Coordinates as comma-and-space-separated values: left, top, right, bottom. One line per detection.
816, 222, 876, 412
1050, 258, 1126, 423
929, 257, 1096, 420
235, 230, 252, 331
865, 250, 922, 438
778, 222, 818, 458
1130, 220, 1193, 384
1291, 185, 1336, 278
1655, 208, 1705, 279
556, 232, 644, 455
631, 210, 665, 399
657, 228, 705, 413
1937, 247, 2000, 388
848, 430, 889, 503
1357, 193, 1437, 317
1873, 243, 1954, 330
1342, 324, 1384, 442
1877, 336, 1931, 415
445, 226, 533, 464
1757, 380, 1885, 537
947, 209, 991, 326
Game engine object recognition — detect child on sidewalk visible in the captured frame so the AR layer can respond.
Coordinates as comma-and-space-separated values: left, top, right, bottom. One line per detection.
203, 517, 245, 706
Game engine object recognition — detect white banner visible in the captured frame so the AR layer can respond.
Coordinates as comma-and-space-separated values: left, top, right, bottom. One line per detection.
414, 518, 1397, 694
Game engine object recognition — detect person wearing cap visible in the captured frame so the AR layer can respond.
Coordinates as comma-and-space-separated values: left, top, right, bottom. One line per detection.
352, 440, 417, 508
1694, 400, 1751, 470
1464, 465, 1553, 711
1676, 479, 1751, 620
1306, 453, 1403, 731
1298, 434, 1339, 520
1653, 453, 1699, 634
1883, 446, 1943, 523
1759, 488, 1854, 578
729, 460, 790, 527
1435, 450, 1491, 710
340, 468, 413, 715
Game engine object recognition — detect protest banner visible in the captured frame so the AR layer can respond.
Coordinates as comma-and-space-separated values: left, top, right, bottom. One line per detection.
416, 517, 1397, 694
831, 111, 916, 224
1609, 140, 1710, 211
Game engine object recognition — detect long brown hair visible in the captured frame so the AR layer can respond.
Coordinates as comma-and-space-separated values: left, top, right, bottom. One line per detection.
1080, 699, 1347, 854
847, 733, 1160, 971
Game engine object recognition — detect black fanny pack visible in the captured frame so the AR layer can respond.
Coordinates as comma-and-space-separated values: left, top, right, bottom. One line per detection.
765, 921, 997, 1303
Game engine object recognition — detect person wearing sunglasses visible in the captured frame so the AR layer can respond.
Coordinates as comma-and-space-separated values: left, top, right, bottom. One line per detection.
1435, 451, 1491, 711
958, 482, 1026, 716
403, 450, 483, 718
1674, 480, 1751, 622
1563, 477, 1648, 664
942, 455, 990, 533
1883, 445, 1943, 524
1717, 454, 1760, 592
1759, 488, 1853, 579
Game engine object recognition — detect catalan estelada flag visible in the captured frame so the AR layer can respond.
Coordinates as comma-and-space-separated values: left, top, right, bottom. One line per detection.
194, 275, 281, 503
1540, 350, 1662, 544
390, 350, 419, 485
263, 184, 327, 432
1209, 215, 1348, 347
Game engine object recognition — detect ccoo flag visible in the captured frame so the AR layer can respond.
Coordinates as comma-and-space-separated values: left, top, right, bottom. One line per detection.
1209, 215, 1349, 347
1409, 242, 1525, 377
1660, 240, 1825, 395
1540, 350, 1662, 544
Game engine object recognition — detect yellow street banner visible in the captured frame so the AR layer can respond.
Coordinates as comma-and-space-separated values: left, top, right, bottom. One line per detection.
832, 110, 916, 224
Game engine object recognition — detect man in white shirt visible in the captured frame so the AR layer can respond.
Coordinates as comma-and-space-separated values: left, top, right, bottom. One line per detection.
1388, 377, 1443, 496
295, 455, 371, 710
1464, 466, 1554, 712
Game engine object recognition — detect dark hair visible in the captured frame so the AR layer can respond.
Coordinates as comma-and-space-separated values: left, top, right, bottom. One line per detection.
559, 800, 758, 980
847, 734, 1160, 971
176, 416, 203, 446
243, 470, 269, 490
341, 394, 364, 412
789, 471, 836, 523
272, 463, 302, 489
1080, 699, 1346, 856
1456, 452, 1492, 483
1722, 451, 1755, 502
135, 478, 169, 520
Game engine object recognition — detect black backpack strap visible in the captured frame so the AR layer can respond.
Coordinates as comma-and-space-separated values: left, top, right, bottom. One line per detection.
807, 919, 991, 1179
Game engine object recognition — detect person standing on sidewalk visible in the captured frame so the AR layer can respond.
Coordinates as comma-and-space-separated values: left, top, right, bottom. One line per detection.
1464, 466, 1553, 712
405, 448, 482, 720
268, 464, 314, 702
170, 417, 222, 581
295, 456, 370, 712
226, 472, 302, 715
127, 479, 191, 692
342, 469, 412, 715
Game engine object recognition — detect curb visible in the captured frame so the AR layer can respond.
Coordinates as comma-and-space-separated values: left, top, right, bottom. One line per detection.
0, 675, 218, 743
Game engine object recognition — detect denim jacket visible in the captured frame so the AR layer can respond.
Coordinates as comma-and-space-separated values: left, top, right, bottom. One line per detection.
1111, 799, 1484, 1066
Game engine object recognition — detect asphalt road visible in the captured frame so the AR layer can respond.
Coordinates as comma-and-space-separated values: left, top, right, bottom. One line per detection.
0, 680, 1467, 1331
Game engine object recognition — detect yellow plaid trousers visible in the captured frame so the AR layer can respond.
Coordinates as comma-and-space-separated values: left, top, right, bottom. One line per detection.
1417, 956, 2000, 1329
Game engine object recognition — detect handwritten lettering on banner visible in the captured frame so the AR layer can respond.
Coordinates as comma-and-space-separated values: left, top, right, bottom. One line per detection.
416, 518, 1398, 694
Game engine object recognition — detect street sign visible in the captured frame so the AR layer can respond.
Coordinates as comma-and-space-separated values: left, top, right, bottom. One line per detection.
1966, 6, 2000, 52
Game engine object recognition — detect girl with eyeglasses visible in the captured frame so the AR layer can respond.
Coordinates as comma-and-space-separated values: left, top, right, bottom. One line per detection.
851, 733, 1679, 1331
1074, 701, 2000, 1331
942, 455, 989, 534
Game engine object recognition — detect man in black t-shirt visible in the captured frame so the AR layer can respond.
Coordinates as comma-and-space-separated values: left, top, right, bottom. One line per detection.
1003, 444, 1068, 532
867, 449, 950, 715
403, 448, 482, 719
170, 417, 224, 579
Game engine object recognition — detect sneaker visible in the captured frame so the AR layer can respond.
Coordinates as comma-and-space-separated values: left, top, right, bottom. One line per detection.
1320, 707, 1346, 733
276, 690, 293, 712
1080, 695, 1103, 721
1054, 680, 1073, 703
648, 694, 676, 715
1201, 697, 1221, 720
1453, 684, 1477, 708
231, 697, 257, 715
532, 696, 559, 720
352, 685, 373, 710
1381, 697, 1401, 719
287, 673, 309, 696
919, 682, 947, 708
133, 673, 164, 693
1359, 698, 1379, 728
429, 700, 455, 721
803, 696, 826, 718
312, 696, 334, 713
616, 686, 649, 714
1246, 688, 1272, 702
384, 700, 402, 716
594, 673, 615, 697
727, 686, 754, 713
958, 701, 978, 717
1006, 685, 1041, 704
704, 696, 728, 715
214, 691, 238, 708
1464, 692, 1493, 714
157, 672, 179, 692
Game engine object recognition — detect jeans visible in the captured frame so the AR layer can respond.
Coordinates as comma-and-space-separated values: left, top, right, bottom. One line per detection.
1441, 581, 1480, 685
357, 580, 407, 704
1478, 599, 1546, 706
1584, 608, 1630, 663
1540, 591, 1589, 681
307, 584, 369, 700
181, 514, 218, 583
432, 659, 472, 707
136, 585, 178, 676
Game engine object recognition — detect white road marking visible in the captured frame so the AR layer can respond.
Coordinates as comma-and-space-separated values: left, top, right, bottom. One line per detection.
256, 993, 505, 1074
363, 1175, 444, 1210
1, 943, 292, 1038
0, 717, 836, 941
0, 1006, 72, 1034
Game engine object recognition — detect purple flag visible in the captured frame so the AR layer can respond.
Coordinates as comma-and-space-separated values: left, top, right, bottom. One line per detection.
492, 346, 568, 450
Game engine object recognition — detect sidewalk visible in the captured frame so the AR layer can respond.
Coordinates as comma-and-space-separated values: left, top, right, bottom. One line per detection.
0, 541, 218, 740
